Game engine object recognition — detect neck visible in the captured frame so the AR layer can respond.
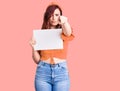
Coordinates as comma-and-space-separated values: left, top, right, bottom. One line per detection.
50, 26, 56, 29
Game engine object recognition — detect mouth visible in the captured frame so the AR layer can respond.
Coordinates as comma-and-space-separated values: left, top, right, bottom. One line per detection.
51, 21, 57, 23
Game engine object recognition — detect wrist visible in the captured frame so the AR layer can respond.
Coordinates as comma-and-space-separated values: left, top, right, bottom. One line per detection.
61, 21, 68, 26
32, 48, 37, 52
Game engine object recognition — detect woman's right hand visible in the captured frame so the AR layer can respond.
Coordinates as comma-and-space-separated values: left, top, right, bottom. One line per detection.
29, 37, 40, 64
29, 36, 36, 49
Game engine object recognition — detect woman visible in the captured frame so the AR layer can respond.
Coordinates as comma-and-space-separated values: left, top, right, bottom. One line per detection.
29, 3, 74, 91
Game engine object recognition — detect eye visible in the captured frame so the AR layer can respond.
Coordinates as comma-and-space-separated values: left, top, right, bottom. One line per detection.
55, 14, 59, 16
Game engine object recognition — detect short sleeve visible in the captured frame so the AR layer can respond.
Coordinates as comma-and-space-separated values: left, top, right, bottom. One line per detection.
61, 32, 75, 41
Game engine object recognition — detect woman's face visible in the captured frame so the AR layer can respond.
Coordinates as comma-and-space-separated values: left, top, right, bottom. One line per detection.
49, 8, 61, 27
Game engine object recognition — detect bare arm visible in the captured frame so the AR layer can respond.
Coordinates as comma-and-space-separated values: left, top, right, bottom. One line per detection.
29, 37, 40, 64
32, 48, 40, 64
61, 21, 72, 36
59, 16, 72, 36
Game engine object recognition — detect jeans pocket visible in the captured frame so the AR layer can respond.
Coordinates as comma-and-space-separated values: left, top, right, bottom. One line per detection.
59, 64, 69, 74
61, 64, 68, 70
37, 61, 43, 68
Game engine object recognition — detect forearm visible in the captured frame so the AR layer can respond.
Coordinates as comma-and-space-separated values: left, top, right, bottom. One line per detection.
32, 48, 40, 64
59, 15, 72, 37
62, 22, 72, 36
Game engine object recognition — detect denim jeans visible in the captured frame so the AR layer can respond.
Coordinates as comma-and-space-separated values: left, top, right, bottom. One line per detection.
35, 61, 70, 91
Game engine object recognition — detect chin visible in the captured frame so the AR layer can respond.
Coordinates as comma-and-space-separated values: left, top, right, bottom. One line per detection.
51, 23, 58, 26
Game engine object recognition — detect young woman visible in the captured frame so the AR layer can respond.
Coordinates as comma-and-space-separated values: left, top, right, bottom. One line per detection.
29, 3, 74, 91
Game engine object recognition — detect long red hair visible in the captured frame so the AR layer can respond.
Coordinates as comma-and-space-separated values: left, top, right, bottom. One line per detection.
41, 4, 62, 29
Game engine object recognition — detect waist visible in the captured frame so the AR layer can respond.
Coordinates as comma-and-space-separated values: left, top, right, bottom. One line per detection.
38, 61, 67, 68
41, 57, 66, 64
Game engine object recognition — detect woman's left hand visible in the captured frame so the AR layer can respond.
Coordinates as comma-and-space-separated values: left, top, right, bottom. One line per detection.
59, 16, 68, 25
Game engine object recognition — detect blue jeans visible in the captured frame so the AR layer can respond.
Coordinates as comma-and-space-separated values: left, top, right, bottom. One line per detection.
35, 61, 70, 91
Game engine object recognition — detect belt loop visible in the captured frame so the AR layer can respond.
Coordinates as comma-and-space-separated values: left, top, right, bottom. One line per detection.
58, 63, 60, 67
43, 62, 45, 66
